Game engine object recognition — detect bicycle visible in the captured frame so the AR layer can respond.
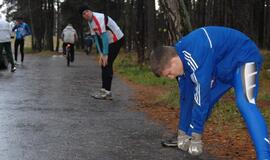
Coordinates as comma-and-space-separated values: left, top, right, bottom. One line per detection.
66, 44, 71, 67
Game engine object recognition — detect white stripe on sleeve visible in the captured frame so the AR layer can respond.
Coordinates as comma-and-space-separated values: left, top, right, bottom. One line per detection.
183, 51, 198, 71
201, 28, 213, 49
191, 73, 201, 106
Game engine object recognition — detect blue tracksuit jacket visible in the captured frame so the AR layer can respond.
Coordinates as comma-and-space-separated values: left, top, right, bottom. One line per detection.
12, 22, 31, 40
175, 26, 262, 133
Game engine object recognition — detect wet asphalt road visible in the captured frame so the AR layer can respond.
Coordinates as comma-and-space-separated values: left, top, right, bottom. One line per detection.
0, 53, 217, 160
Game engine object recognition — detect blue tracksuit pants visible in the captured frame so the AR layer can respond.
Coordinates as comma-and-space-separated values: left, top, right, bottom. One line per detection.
178, 62, 270, 159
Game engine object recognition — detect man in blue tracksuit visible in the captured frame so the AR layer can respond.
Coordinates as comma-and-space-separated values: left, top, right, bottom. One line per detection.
150, 26, 270, 159
12, 17, 31, 64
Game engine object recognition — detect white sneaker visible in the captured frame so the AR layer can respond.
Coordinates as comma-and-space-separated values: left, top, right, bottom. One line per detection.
11, 66, 16, 72
92, 88, 113, 100
177, 130, 191, 151
188, 132, 203, 156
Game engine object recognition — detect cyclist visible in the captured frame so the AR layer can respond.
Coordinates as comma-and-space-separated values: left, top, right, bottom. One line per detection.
61, 24, 78, 62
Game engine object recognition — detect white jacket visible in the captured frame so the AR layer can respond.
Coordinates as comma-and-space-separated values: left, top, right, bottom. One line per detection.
89, 12, 124, 43
0, 19, 12, 43
61, 25, 78, 44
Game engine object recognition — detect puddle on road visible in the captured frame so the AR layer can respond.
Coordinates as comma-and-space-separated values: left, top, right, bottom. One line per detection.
52, 55, 64, 58
16, 122, 46, 132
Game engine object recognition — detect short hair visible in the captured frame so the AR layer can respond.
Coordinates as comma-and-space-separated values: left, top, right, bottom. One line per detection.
150, 46, 178, 77
79, 4, 91, 15
15, 16, 23, 21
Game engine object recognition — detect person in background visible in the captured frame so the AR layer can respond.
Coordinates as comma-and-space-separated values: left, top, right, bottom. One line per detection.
84, 31, 94, 55
12, 17, 31, 64
79, 4, 124, 100
61, 24, 78, 62
0, 14, 16, 72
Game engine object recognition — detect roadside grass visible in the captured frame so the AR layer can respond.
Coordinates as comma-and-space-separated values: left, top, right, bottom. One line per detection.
114, 52, 179, 106
114, 50, 270, 129
14, 36, 62, 53
20, 36, 91, 54
115, 52, 175, 86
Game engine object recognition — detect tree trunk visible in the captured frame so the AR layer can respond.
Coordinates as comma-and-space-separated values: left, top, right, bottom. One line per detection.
29, 0, 43, 51
44, 0, 54, 51
257, 0, 265, 48
55, 0, 61, 52
128, 0, 136, 51
159, 0, 182, 43
159, 0, 192, 43
27, 0, 34, 51
265, 0, 270, 48
179, 0, 192, 34
135, 0, 145, 64
232, 0, 253, 38
146, 0, 156, 58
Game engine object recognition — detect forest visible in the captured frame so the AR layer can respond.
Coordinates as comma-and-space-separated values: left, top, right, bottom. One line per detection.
1, 0, 270, 64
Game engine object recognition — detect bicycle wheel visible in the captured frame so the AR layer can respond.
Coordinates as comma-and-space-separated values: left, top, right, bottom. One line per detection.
66, 48, 70, 67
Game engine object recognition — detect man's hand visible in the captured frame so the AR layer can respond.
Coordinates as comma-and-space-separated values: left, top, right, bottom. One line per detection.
99, 55, 108, 67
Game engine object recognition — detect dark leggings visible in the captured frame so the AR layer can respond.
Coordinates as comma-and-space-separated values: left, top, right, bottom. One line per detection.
101, 38, 123, 91
14, 39, 24, 62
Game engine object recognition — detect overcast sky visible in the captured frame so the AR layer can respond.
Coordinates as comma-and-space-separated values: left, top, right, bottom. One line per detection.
0, 0, 5, 14
0, 0, 5, 19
